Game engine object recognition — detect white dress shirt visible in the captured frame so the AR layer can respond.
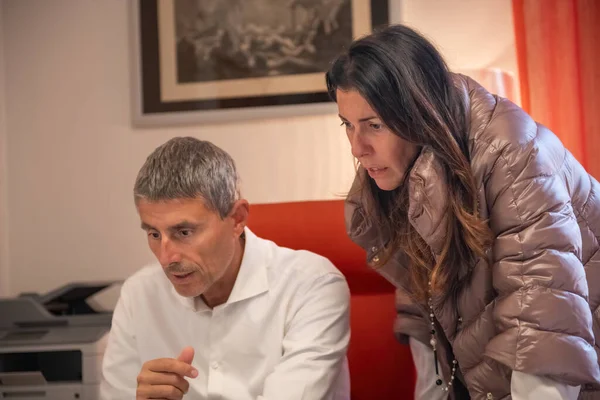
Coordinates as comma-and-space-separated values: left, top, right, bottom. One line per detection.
100, 228, 351, 400
410, 337, 580, 400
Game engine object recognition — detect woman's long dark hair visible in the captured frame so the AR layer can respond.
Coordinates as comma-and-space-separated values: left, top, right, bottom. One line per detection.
326, 24, 492, 302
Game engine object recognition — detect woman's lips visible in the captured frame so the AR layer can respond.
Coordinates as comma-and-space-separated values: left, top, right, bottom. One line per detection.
367, 167, 388, 178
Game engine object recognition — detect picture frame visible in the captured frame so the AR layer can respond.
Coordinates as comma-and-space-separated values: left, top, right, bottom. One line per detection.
130, 0, 390, 126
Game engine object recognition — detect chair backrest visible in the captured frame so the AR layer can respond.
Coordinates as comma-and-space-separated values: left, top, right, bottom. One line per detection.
248, 200, 416, 399
247, 199, 392, 294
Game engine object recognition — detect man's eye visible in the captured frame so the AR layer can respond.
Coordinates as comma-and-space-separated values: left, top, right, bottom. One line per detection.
179, 229, 192, 237
148, 232, 160, 239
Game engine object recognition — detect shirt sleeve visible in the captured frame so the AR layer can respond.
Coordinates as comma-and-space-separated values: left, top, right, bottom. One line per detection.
511, 371, 581, 400
100, 281, 141, 400
258, 271, 351, 400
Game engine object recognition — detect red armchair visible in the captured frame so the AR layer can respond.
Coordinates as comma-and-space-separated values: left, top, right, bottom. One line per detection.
247, 200, 416, 399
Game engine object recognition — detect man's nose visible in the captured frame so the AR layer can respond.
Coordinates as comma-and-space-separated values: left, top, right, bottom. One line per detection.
158, 238, 182, 266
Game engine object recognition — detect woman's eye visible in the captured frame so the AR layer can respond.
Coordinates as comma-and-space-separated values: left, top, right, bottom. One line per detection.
370, 123, 383, 130
340, 121, 351, 128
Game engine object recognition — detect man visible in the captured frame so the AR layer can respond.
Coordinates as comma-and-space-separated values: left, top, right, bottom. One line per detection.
100, 137, 350, 400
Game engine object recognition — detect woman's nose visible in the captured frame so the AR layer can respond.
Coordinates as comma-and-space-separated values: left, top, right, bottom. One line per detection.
350, 132, 370, 159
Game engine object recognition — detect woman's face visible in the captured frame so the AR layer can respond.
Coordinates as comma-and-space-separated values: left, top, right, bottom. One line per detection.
336, 88, 419, 191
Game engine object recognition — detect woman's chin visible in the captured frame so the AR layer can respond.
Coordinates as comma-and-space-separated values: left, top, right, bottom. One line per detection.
373, 176, 403, 191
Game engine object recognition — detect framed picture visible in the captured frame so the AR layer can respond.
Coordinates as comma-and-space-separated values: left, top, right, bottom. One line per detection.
130, 0, 390, 126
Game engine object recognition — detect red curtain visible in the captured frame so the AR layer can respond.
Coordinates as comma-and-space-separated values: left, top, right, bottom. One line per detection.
513, 0, 600, 178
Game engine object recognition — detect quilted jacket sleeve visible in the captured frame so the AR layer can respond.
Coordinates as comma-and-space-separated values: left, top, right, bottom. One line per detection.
483, 117, 600, 385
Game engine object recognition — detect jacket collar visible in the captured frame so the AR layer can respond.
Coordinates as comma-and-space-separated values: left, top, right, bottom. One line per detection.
346, 149, 448, 258
407, 147, 449, 256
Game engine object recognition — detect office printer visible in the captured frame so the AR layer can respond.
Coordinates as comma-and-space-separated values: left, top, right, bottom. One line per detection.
0, 282, 121, 400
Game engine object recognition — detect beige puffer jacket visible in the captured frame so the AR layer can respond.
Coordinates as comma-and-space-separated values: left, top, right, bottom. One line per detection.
345, 75, 600, 399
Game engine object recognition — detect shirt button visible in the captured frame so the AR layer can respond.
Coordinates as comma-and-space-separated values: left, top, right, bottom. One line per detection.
486, 393, 494, 399
371, 246, 378, 252
211, 361, 219, 370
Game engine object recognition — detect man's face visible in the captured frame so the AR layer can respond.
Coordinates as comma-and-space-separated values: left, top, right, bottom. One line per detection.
136, 197, 245, 298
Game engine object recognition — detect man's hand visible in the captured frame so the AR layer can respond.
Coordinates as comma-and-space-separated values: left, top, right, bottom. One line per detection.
136, 347, 198, 399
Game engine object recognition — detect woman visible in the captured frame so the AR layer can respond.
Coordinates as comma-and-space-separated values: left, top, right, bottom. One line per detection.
326, 24, 600, 399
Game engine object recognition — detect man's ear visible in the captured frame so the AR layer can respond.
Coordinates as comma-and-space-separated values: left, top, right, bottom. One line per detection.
229, 199, 249, 237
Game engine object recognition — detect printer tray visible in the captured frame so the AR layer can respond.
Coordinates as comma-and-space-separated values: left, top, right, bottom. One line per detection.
0, 383, 98, 399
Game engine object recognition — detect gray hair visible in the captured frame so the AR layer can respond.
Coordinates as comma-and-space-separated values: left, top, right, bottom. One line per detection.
134, 137, 240, 218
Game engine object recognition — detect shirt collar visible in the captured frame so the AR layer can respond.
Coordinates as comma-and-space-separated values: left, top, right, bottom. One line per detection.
170, 227, 269, 312
225, 227, 269, 305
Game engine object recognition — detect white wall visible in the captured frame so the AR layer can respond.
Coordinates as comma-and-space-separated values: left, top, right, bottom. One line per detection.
400, 0, 519, 99
0, 2, 9, 297
1, 0, 517, 296
3, 0, 359, 296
